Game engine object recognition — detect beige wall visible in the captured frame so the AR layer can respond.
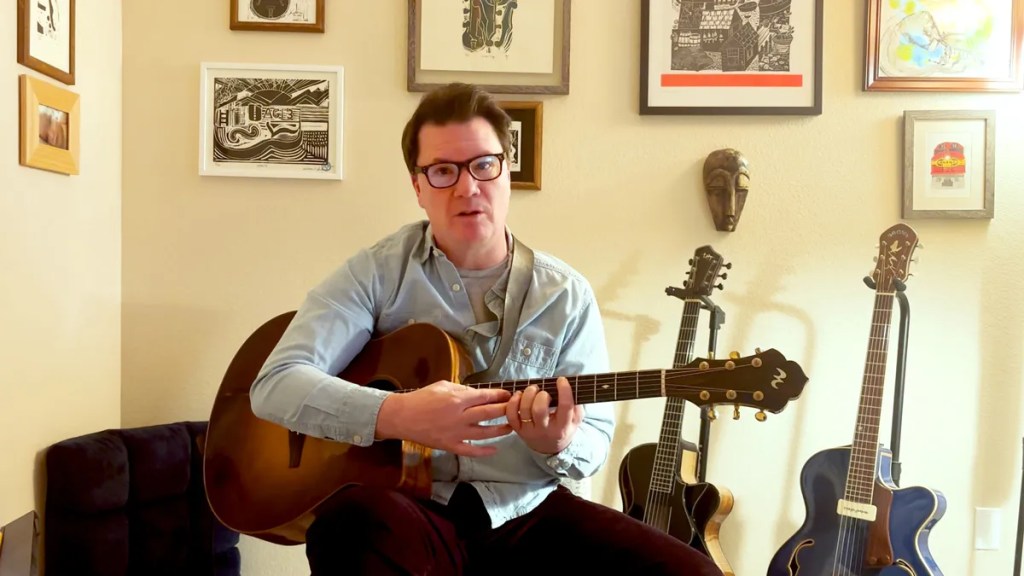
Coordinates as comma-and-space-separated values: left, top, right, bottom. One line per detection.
122, 2, 1024, 575
0, 2, 123, 526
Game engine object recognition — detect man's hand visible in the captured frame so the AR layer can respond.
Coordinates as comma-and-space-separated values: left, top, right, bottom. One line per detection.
506, 377, 583, 455
375, 381, 512, 457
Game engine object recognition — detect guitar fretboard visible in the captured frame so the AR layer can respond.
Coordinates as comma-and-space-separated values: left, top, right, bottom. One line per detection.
844, 291, 895, 504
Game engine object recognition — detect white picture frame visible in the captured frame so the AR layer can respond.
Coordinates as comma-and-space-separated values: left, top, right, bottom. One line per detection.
199, 62, 344, 180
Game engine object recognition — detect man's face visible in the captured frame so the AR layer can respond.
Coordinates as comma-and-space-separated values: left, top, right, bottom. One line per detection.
703, 149, 750, 232
412, 117, 511, 263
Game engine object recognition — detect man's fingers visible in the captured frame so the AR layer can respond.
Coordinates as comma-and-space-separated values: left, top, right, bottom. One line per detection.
461, 386, 512, 405
465, 402, 511, 423
533, 391, 552, 427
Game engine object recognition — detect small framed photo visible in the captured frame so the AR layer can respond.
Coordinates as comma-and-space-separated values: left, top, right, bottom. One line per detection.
19, 74, 80, 176
408, 0, 571, 95
230, 0, 325, 33
17, 0, 76, 85
903, 110, 995, 219
640, 0, 823, 115
198, 62, 344, 180
499, 101, 543, 190
865, 0, 1024, 92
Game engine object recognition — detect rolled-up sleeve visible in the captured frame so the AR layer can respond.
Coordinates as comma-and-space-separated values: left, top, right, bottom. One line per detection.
530, 294, 616, 480
249, 250, 391, 446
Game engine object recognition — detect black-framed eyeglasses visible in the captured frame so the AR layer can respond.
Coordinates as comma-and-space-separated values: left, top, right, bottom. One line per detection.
414, 153, 505, 189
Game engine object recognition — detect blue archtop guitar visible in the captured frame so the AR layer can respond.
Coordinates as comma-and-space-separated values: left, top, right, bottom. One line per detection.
767, 223, 945, 575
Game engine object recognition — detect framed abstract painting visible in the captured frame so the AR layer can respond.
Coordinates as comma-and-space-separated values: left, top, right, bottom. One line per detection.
17, 0, 75, 85
640, 0, 823, 115
865, 0, 1024, 92
229, 0, 325, 33
497, 100, 543, 190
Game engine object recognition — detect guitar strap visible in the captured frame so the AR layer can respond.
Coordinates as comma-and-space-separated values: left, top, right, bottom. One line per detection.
462, 235, 534, 385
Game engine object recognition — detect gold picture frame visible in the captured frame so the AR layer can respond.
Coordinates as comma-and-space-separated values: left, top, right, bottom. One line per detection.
865, 0, 1024, 92
498, 101, 543, 190
902, 110, 995, 219
19, 74, 80, 176
230, 0, 325, 33
17, 0, 76, 85
408, 0, 571, 94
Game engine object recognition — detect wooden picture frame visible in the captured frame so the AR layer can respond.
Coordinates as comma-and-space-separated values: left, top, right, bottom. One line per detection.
408, 0, 571, 95
865, 0, 1024, 92
230, 0, 325, 33
198, 62, 344, 180
640, 0, 823, 115
19, 75, 80, 176
499, 101, 543, 190
902, 110, 995, 219
17, 0, 76, 85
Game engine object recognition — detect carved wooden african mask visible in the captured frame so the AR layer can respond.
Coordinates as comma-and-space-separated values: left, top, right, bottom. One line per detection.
703, 148, 750, 232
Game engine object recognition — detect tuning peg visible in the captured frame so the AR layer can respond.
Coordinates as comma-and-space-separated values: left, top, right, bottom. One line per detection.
755, 347, 762, 354
723, 262, 733, 269
755, 410, 767, 422
733, 405, 741, 420
917, 243, 925, 249
715, 283, 724, 290
688, 258, 694, 265
729, 351, 740, 359
707, 407, 718, 421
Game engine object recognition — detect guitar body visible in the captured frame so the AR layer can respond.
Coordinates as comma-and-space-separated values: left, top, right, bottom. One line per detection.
619, 442, 735, 575
767, 446, 946, 576
618, 442, 699, 545
202, 311, 472, 545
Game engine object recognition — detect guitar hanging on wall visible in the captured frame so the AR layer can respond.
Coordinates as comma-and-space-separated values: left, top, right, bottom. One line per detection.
766, 223, 946, 575
617, 245, 736, 575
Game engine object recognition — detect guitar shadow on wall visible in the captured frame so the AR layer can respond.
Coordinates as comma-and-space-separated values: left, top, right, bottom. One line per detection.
591, 252, 663, 509
708, 259, 818, 556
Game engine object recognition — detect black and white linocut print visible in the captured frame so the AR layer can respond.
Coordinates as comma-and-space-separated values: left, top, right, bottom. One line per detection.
670, 0, 795, 72
212, 76, 331, 169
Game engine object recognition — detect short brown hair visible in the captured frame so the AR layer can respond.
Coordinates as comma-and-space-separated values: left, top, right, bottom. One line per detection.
401, 83, 512, 173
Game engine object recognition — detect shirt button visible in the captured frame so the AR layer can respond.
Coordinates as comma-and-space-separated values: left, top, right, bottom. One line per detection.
353, 435, 363, 444
452, 283, 461, 292
523, 347, 532, 356
407, 318, 416, 325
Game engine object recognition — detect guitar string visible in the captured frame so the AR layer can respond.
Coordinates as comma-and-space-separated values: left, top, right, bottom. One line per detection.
835, 282, 894, 574
646, 302, 700, 532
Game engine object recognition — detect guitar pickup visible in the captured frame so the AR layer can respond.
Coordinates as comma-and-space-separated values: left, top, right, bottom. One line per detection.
836, 499, 877, 521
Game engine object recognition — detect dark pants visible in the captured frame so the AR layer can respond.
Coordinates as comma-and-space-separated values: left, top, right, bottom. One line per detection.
306, 483, 723, 576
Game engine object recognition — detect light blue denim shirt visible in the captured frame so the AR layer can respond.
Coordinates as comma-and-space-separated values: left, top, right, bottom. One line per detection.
250, 220, 616, 528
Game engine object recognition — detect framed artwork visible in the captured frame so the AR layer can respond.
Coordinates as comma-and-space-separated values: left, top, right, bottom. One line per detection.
19, 74, 80, 176
407, 0, 571, 95
499, 101, 543, 190
640, 0, 823, 115
17, 0, 76, 85
230, 0, 325, 32
198, 63, 344, 180
865, 0, 1024, 92
902, 110, 995, 219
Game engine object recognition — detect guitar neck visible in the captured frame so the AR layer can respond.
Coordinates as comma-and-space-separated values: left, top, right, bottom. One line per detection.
649, 300, 702, 494
469, 369, 673, 403
844, 291, 896, 504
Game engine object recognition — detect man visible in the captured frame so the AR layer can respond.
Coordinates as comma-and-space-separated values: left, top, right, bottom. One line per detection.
250, 83, 721, 575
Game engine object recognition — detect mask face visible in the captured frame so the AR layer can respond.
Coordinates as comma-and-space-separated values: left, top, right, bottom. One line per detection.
703, 149, 750, 232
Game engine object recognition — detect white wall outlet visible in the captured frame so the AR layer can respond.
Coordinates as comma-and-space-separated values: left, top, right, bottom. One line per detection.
975, 507, 1002, 550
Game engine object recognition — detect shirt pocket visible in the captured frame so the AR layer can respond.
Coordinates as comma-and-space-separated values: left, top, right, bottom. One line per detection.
504, 335, 557, 377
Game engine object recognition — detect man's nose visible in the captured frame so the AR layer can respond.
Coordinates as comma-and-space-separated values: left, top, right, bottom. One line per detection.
452, 167, 480, 197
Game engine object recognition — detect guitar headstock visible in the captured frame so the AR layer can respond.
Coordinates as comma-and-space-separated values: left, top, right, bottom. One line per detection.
870, 223, 919, 293
669, 348, 808, 420
680, 245, 730, 297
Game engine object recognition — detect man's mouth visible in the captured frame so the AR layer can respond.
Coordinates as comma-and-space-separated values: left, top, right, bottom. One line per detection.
457, 209, 485, 217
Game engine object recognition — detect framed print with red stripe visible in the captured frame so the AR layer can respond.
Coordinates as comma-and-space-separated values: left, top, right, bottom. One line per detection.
640, 0, 822, 115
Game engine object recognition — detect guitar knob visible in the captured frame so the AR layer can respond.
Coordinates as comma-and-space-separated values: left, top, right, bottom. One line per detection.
755, 410, 767, 422
733, 405, 740, 420
708, 407, 718, 421
719, 272, 728, 280
715, 283, 724, 290
723, 262, 732, 269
